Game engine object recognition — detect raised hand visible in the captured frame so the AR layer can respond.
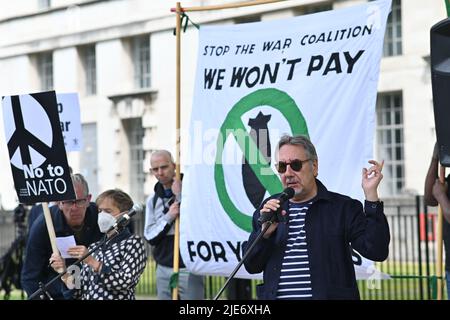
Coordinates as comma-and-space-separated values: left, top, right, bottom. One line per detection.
362, 160, 384, 201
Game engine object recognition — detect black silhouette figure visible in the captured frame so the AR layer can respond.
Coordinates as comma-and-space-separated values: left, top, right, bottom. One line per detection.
7, 96, 52, 167
242, 111, 272, 209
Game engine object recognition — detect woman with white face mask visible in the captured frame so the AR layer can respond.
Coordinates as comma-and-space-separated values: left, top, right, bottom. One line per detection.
50, 189, 147, 300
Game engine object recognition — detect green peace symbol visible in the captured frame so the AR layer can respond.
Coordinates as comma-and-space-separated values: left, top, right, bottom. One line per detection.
214, 88, 309, 232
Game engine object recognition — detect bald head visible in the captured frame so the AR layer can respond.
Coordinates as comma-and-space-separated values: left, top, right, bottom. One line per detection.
151, 150, 174, 163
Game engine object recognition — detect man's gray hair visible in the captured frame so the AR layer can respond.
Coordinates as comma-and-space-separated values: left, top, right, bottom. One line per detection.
277, 134, 318, 161
71, 173, 89, 197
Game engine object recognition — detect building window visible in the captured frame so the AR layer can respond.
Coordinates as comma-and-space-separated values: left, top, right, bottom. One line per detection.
234, 15, 261, 24
80, 45, 97, 95
383, 0, 402, 56
302, 3, 332, 14
38, 0, 51, 9
124, 118, 145, 203
132, 35, 150, 89
80, 123, 98, 198
376, 92, 405, 196
294, 3, 332, 16
38, 52, 53, 91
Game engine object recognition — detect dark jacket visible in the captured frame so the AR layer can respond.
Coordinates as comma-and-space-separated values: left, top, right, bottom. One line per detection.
21, 203, 102, 299
243, 179, 390, 300
27, 203, 57, 232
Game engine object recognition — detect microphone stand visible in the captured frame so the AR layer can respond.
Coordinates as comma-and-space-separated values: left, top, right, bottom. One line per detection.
214, 213, 279, 300
28, 224, 127, 300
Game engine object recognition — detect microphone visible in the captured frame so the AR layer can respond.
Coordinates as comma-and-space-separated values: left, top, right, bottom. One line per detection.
258, 187, 295, 224
108, 203, 143, 232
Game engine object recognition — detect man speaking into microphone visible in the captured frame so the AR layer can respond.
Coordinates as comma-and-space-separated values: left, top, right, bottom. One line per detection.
243, 135, 390, 300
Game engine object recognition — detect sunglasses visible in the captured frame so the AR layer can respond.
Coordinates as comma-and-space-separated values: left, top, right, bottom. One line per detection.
276, 159, 311, 173
61, 198, 88, 208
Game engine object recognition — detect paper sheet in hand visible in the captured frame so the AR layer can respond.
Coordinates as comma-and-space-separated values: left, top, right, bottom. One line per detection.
55, 236, 76, 258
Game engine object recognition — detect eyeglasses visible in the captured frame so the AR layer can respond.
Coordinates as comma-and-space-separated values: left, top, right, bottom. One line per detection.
61, 198, 88, 208
276, 159, 311, 174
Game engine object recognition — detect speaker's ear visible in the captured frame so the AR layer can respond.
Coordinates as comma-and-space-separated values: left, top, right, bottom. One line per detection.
431, 18, 450, 167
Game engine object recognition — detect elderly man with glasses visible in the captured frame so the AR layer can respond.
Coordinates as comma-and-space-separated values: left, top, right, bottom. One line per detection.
21, 173, 102, 299
243, 134, 390, 300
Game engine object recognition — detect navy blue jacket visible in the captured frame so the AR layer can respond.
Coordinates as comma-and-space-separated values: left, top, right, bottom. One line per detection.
21, 203, 102, 299
27, 203, 57, 232
243, 179, 390, 300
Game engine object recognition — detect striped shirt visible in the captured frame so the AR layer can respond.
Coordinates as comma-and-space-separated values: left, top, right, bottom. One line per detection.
276, 200, 313, 300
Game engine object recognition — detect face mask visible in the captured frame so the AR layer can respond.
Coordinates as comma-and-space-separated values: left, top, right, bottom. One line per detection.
97, 211, 116, 233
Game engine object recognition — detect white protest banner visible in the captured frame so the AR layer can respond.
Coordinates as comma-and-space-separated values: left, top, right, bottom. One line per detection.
56, 93, 82, 151
2, 91, 76, 203
180, 0, 392, 279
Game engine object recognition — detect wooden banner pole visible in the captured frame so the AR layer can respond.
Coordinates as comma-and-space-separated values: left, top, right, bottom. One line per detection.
172, 1, 182, 301
436, 165, 445, 299
42, 202, 59, 255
